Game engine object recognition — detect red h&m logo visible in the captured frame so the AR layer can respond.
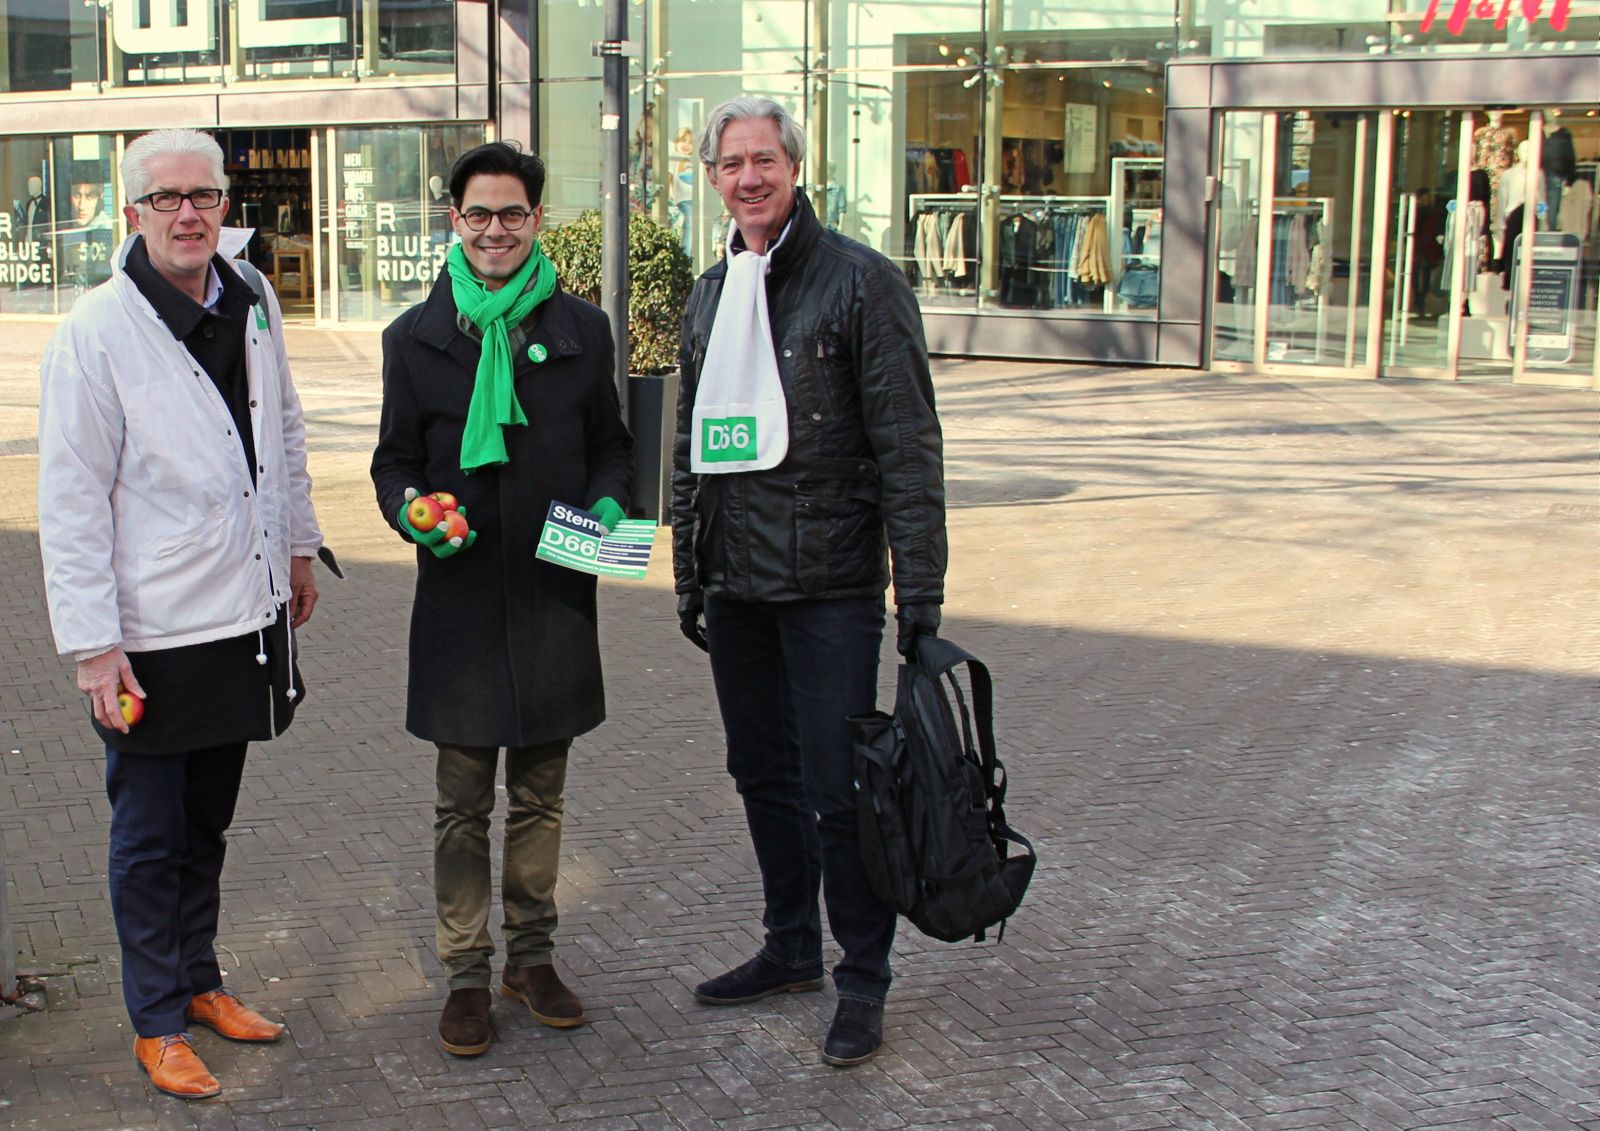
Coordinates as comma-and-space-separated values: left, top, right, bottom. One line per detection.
1420, 0, 1570, 34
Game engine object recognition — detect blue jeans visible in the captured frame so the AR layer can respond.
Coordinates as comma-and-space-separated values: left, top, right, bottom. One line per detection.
703, 594, 894, 1001
105, 743, 248, 1036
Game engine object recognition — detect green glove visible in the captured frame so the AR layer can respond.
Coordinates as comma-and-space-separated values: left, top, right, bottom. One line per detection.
397, 499, 477, 559
588, 496, 625, 533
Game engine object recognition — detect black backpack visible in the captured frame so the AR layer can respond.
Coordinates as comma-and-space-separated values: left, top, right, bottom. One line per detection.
849, 636, 1036, 943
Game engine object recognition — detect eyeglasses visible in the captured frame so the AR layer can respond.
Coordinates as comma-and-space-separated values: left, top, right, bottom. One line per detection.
458, 206, 532, 232
136, 189, 225, 212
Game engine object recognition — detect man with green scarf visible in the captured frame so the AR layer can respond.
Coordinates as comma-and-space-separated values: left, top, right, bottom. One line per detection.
371, 142, 633, 1057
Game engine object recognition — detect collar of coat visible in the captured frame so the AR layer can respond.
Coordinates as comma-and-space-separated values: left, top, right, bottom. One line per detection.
411, 262, 585, 370
711, 189, 822, 289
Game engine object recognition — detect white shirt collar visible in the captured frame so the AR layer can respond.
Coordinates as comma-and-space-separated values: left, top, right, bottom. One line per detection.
203, 262, 224, 310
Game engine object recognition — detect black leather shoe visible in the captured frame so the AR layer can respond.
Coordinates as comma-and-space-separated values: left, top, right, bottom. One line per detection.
692, 953, 825, 1006
822, 996, 884, 1067
438, 987, 492, 1056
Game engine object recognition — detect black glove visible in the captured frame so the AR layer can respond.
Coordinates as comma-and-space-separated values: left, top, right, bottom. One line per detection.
895, 602, 941, 657
678, 591, 709, 652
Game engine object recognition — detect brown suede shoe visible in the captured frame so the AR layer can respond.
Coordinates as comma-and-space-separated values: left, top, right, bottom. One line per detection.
185, 987, 285, 1042
438, 987, 493, 1056
134, 1033, 221, 1100
500, 963, 585, 1028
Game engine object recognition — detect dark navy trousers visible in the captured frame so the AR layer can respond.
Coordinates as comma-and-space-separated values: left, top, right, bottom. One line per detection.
105, 742, 248, 1037
703, 594, 895, 1002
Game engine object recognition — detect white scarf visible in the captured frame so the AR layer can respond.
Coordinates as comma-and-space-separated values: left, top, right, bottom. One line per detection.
690, 219, 791, 473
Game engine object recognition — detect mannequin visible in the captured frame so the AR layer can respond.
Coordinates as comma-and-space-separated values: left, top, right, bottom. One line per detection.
1497, 140, 1546, 289
1540, 114, 1576, 228
1472, 111, 1518, 184
14, 173, 49, 236
426, 174, 452, 242
668, 127, 696, 252
1444, 170, 1492, 316
1473, 111, 1519, 231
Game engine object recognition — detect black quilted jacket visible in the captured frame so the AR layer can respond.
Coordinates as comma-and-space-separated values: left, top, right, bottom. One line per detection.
671, 192, 946, 605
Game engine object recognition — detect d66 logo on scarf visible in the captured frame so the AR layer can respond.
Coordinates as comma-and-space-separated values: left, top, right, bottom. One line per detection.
703, 417, 757, 462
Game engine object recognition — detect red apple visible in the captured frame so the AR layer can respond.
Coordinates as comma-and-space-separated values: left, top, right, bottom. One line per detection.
439, 509, 470, 545
430, 491, 459, 511
117, 690, 144, 727
406, 494, 446, 532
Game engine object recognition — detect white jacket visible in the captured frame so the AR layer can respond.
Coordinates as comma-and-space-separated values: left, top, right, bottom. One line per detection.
37, 238, 323, 657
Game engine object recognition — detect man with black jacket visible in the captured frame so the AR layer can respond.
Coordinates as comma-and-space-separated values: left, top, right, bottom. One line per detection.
671, 96, 947, 1067
371, 141, 632, 1057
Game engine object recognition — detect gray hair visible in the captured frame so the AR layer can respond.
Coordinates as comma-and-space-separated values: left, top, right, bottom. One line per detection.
698, 97, 806, 169
121, 129, 229, 203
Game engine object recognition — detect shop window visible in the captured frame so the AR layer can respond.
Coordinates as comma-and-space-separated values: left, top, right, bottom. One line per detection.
984, 62, 1167, 316
330, 124, 483, 323
0, 135, 118, 314
4, 0, 103, 92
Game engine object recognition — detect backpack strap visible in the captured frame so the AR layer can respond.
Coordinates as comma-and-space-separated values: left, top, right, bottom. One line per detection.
914, 636, 1036, 867
230, 257, 272, 332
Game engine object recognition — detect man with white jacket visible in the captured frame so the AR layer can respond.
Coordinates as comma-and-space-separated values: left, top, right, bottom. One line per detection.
36, 129, 330, 1101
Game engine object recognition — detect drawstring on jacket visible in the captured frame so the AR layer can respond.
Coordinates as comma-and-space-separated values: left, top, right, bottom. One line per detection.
256, 621, 301, 702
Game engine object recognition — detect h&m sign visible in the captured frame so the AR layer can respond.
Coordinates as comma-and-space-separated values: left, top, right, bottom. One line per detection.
1419, 0, 1570, 35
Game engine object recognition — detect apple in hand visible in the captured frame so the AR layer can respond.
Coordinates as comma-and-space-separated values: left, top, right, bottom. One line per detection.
406, 494, 446, 532
439, 509, 470, 546
117, 689, 145, 727
430, 491, 459, 511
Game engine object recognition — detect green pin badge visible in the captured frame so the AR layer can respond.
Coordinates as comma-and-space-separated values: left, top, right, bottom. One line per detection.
528, 343, 548, 363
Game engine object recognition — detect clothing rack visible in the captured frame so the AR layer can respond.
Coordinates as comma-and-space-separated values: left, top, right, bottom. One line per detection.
906, 193, 979, 298
995, 196, 1111, 310
1236, 196, 1335, 361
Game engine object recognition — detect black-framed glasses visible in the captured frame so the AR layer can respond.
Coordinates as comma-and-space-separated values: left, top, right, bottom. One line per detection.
458, 206, 532, 231
135, 189, 225, 212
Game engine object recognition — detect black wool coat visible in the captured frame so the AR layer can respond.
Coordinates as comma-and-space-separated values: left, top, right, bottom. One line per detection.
372, 272, 633, 748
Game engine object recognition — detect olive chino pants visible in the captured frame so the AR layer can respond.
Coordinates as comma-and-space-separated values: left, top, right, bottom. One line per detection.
434, 740, 571, 988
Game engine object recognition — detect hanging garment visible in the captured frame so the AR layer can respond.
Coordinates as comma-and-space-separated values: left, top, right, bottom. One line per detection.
941, 210, 966, 281
999, 215, 1041, 306
1073, 214, 1112, 286
1235, 214, 1259, 291
1498, 204, 1525, 290
1441, 200, 1489, 287
951, 149, 972, 190
1557, 178, 1593, 244
1283, 214, 1312, 301
913, 212, 941, 287
1305, 237, 1326, 295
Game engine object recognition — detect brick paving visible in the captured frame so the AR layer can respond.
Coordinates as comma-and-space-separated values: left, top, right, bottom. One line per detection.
1, 319, 1598, 1129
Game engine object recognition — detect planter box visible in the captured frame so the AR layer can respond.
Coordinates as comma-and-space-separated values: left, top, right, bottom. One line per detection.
627, 371, 679, 524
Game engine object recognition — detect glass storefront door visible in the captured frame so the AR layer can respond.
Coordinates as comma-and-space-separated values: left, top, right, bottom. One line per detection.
1378, 110, 1463, 376
1258, 110, 1378, 370
1215, 105, 1599, 388
1210, 109, 1379, 372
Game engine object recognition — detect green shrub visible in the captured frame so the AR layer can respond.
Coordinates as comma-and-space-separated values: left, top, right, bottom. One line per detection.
542, 210, 695, 375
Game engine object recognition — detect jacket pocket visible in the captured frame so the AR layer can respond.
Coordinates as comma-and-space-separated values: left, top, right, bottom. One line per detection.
793, 460, 881, 595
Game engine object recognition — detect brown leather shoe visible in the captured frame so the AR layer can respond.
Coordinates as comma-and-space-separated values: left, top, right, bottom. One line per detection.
185, 987, 285, 1042
439, 987, 493, 1056
134, 1033, 221, 1100
500, 963, 585, 1028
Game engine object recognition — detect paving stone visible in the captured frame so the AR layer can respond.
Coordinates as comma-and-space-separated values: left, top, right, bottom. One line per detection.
1, 326, 1597, 1127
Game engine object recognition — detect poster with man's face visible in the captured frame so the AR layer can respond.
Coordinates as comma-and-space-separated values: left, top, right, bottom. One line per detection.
60, 159, 114, 293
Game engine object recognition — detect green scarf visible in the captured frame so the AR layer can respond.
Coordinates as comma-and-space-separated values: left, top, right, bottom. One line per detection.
448, 240, 558, 472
